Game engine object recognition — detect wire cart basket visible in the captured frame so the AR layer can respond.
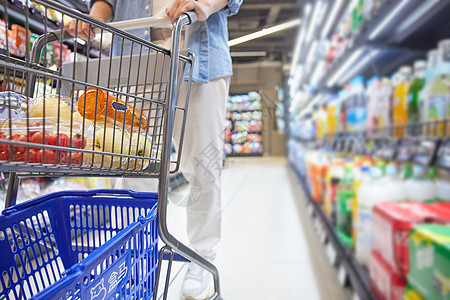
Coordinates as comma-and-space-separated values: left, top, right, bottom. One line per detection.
0, 1, 221, 299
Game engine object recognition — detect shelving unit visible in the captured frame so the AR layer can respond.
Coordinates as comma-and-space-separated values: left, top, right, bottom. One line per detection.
225, 92, 264, 157
290, 0, 450, 113
287, 0, 450, 299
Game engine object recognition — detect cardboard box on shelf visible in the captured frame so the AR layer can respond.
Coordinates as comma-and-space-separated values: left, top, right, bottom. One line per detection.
408, 224, 450, 300
369, 249, 407, 300
373, 202, 450, 276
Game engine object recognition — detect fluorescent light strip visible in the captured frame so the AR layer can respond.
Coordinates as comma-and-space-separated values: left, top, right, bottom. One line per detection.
327, 48, 364, 87
369, 0, 410, 40
306, 41, 318, 63
228, 19, 301, 47
337, 49, 381, 85
396, 0, 439, 37
321, 0, 344, 38
289, 4, 312, 76
230, 51, 267, 57
305, 1, 323, 43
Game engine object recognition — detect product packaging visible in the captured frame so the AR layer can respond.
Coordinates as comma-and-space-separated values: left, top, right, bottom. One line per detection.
408, 224, 450, 300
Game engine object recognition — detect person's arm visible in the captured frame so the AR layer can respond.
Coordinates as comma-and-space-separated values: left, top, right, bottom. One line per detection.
66, 0, 114, 41
165, 0, 228, 23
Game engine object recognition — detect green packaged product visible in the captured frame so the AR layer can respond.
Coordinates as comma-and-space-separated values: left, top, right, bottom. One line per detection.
408, 224, 450, 300
403, 284, 424, 300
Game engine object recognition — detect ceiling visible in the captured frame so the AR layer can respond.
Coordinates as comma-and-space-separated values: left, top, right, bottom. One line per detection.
228, 0, 302, 63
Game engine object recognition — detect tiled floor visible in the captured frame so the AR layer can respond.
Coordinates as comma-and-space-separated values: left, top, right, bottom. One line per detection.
157, 156, 351, 300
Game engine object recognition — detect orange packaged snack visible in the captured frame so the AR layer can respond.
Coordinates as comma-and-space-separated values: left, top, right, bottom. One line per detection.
78, 88, 148, 130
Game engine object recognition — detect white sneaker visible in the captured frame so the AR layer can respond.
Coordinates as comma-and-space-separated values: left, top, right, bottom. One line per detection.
181, 263, 214, 300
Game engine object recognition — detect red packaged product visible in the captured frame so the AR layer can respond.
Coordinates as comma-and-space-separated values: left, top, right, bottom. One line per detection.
372, 202, 450, 276
11, 24, 30, 57
369, 249, 407, 300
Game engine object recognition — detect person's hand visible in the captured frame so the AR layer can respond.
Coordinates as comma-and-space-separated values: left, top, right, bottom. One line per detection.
66, 0, 113, 41
66, 16, 98, 42
166, 0, 228, 23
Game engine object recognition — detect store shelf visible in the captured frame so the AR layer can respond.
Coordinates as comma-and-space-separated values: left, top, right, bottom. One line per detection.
0, 1, 59, 35
227, 152, 263, 157
291, 0, 450, 111
290, 162, 375, 300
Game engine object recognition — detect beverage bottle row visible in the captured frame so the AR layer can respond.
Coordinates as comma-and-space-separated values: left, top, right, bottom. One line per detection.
314, 39, 450, 138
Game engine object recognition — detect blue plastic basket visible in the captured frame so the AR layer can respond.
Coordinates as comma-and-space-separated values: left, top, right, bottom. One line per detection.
0, 189, 158, 300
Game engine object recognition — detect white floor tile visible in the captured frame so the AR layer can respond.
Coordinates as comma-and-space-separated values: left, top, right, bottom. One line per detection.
156, 156, 350, 300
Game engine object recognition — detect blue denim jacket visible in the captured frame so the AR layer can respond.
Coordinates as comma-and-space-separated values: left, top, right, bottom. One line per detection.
90, 0, 241, 83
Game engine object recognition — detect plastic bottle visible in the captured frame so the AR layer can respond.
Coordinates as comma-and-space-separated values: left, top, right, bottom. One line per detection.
324, 159, 345, 223
378, 77, 393, 129
354, 76, 367, 132
366, 76, 381, 135
427, 39, 450, 136
393, 66, 412, 137
419, 49, 438, 135
407, 60, 427, 136
346, 81, 356, 132
355, 165, 385, 266
405, 165, 437, 202
382, 163, 406, 202
336, 163, 355, 248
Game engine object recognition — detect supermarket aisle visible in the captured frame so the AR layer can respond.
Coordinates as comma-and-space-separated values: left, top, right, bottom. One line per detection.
158, 157, 350, 300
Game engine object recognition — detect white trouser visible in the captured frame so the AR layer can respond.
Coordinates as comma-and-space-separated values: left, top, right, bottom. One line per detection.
115, 77, 229, 261
172, 77, 229, 261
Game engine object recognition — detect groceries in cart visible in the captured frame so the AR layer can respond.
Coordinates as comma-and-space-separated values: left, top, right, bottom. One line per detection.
0, 89, 154, 170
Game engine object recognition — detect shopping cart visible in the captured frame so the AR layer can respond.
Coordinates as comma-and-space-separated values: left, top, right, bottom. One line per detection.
0, 1, 221, 299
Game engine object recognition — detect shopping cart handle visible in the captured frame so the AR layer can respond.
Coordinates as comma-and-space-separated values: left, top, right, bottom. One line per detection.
92, 12, 197, 34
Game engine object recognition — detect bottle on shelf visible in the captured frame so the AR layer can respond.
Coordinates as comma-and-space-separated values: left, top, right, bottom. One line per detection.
392, 66, 412, 137
366, 76, 381, 135
427, 39, 450, 137
355, 164, 385, 267
336, 163, 355, 248
354, 76, 367, 132
420, 49, 438, 136
405, 165, 437, 202
407, 60, 427, 136
378, 77, 393, 129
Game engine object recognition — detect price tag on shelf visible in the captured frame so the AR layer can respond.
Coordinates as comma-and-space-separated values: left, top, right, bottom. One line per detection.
307, 203, 314, 217
396, 138, 416, 162
326, 242, 338, 266
352, 138, 365, 155
320, 227, 328, 244
364, 138, 376, 155
413, 138, 440, 166
338, 264, 349, 287
438, 139, 450, 170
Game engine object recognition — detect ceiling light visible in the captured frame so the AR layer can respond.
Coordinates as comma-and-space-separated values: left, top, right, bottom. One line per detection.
289, 4, 312, 76
228, 19, 301, 47
395, 0, 439, 40
230, 51, 267, 57
337, 49, 381, 85
327, 48, 364, 87
305, 1, 323, 43
369, 0, 410, 40
321, 0, 344, 38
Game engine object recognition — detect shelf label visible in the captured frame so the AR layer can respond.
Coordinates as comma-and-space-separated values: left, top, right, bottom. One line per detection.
338, 264, 349, 287
396, 138, 416, 162
307, 203, 315, 217
413, 138, 440, 166
326, 242, 338, 266
438, 139, 450, 170
374, 138, 399, 160
351, 138, 365, 155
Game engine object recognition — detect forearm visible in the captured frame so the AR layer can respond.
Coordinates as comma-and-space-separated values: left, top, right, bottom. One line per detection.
89, 0, 114, 22
197, 0, 229, 17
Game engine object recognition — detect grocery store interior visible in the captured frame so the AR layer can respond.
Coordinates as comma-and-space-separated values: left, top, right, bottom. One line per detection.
1, 0, 450, 300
